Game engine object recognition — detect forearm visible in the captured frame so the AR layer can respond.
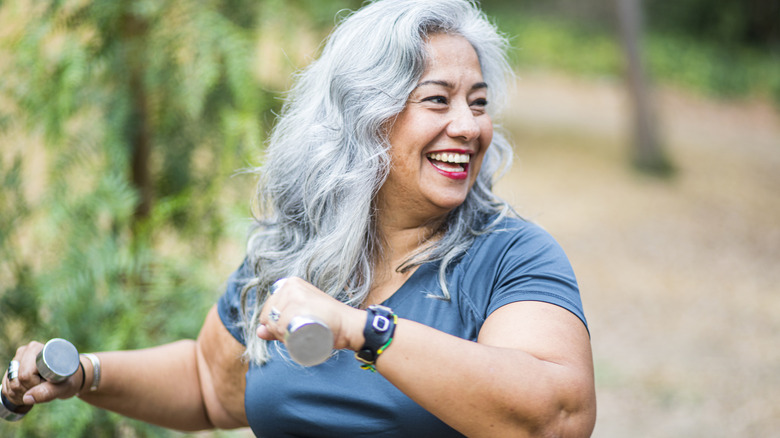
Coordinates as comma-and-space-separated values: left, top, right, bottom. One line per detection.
375, 319, 595, 437
78, 340, 213, 431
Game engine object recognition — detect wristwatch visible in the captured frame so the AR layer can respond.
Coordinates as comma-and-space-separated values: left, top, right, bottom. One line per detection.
355, 304, 397, 368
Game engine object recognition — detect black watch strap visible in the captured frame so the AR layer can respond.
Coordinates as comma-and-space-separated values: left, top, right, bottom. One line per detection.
355, 305, 397, 368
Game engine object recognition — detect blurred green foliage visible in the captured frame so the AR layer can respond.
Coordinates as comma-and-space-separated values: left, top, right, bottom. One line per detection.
645, 0, 779, 51
484, 0, 779, 50
0, 0, 358, 436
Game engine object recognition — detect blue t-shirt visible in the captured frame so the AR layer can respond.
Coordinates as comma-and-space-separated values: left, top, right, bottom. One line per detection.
218, 217, 587, 437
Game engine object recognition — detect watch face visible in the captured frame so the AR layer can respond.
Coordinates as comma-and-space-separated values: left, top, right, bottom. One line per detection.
372, 314, 391, 333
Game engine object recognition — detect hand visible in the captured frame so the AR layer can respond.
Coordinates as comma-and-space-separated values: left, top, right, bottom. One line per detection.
2, 341, 82, 408
256, 277, 366, 352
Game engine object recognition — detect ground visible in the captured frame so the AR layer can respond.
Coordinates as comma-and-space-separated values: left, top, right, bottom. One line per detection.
496, 71, 780, 437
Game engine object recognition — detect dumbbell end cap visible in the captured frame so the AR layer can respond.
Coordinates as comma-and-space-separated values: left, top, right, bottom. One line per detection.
36, 338, 79, 383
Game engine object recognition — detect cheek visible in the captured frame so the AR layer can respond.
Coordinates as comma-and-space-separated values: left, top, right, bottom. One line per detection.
479, 117, 494, 146
471, 122, 494, 174
387, 115, 427, 158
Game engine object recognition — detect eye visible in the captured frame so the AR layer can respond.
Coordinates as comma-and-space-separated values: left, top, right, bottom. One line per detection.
421, 95, 448, 105
470, 98, 488, 115
470, 98, 488, 107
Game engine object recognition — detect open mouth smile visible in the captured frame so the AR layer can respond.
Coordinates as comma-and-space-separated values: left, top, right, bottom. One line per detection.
426, 152, 471, 180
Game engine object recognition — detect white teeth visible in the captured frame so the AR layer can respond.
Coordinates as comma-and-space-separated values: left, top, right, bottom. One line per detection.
427, 152, 470, 164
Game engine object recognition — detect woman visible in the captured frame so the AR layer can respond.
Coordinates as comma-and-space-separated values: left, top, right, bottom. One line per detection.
2, 0, 596, 436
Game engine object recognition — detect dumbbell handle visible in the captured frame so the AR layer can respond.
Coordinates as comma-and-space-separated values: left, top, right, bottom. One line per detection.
1, 338, 80, 421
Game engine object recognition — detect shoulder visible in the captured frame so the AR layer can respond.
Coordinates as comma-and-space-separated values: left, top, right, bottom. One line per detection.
454, 215, 587, 329
470, 215, 566, 262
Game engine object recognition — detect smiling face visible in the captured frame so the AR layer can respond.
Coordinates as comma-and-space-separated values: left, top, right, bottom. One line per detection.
377, 33, 493, 227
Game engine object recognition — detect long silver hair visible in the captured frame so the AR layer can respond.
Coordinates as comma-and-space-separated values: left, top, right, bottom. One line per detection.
240, 0, 516, 363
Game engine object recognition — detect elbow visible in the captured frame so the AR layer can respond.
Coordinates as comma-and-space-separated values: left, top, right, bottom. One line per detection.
499, 378, 596, 438
527, 383, 597, 438
540, 398, 596, 438
488, 407, 595, 438
536, 361, 597, 438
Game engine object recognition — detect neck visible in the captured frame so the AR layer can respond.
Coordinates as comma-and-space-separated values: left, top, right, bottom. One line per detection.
379, 221, 441, 268
375, 203, 446, 263
362, 209, 445, 307
373, 186, 449, 254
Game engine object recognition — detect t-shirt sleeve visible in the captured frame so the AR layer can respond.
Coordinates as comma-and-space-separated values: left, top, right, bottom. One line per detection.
217, 258, 254, 345
477, 222, 588, 331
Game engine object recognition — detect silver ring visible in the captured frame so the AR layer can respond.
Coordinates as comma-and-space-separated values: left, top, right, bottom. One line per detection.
269, 278, 287, 295
7, 360, 19, 381
268, 307, 281, 323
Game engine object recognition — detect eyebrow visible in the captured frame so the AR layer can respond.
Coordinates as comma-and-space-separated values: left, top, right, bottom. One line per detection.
415, 80, 488, 91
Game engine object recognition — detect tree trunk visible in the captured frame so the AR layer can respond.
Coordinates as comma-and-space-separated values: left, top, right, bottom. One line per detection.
129, 69, 151, 222
616, 0, 673, 174
121, 13, 153, 225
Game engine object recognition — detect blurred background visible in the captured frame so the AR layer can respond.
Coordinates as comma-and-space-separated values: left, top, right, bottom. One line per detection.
0, 0, 777, 436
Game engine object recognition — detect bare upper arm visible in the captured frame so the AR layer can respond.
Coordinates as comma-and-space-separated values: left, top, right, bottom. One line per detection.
196, 305, 249, 429
478, 301, 596, 432
478, 301, 592, 365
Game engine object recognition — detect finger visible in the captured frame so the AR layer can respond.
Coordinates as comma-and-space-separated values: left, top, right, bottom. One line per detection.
2, 372, 13, 401
2, 366, 24, 405
3, 367, 26, 404
4, 361, 25, 404
259, 307, 289, 341
4, 344, 41, 405
256, 324, 278, 341
23, 380, 76, 406
16, 342, 43, 391
259, 278, 297, 328
259, 295, 284, 326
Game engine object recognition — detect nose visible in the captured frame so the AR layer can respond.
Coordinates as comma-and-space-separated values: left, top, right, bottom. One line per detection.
446, 103, 480, 141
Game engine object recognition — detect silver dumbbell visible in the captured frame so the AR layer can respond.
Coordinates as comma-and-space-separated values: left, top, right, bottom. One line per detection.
269, 278, 334, 367
1, 338, 80, 421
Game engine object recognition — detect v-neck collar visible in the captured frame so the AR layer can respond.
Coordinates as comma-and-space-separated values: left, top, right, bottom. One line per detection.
380, 261, 439, 309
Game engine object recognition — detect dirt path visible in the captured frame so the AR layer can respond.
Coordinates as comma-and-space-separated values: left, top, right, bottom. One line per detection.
496, 71, 780, 437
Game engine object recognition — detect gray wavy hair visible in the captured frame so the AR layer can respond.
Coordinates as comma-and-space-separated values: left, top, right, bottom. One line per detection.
240, 0, 516, 363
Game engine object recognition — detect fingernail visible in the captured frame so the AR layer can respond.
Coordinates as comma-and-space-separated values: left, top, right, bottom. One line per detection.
23, 394, 35, 405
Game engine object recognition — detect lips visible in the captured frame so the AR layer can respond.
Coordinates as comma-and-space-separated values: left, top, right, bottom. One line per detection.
426, 151, 471, 180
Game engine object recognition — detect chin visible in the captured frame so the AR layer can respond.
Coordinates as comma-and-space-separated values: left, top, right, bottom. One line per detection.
431, 195, 468, 213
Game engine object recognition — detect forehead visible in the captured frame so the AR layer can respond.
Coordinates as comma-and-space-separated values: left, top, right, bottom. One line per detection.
421, 33, 483, 81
